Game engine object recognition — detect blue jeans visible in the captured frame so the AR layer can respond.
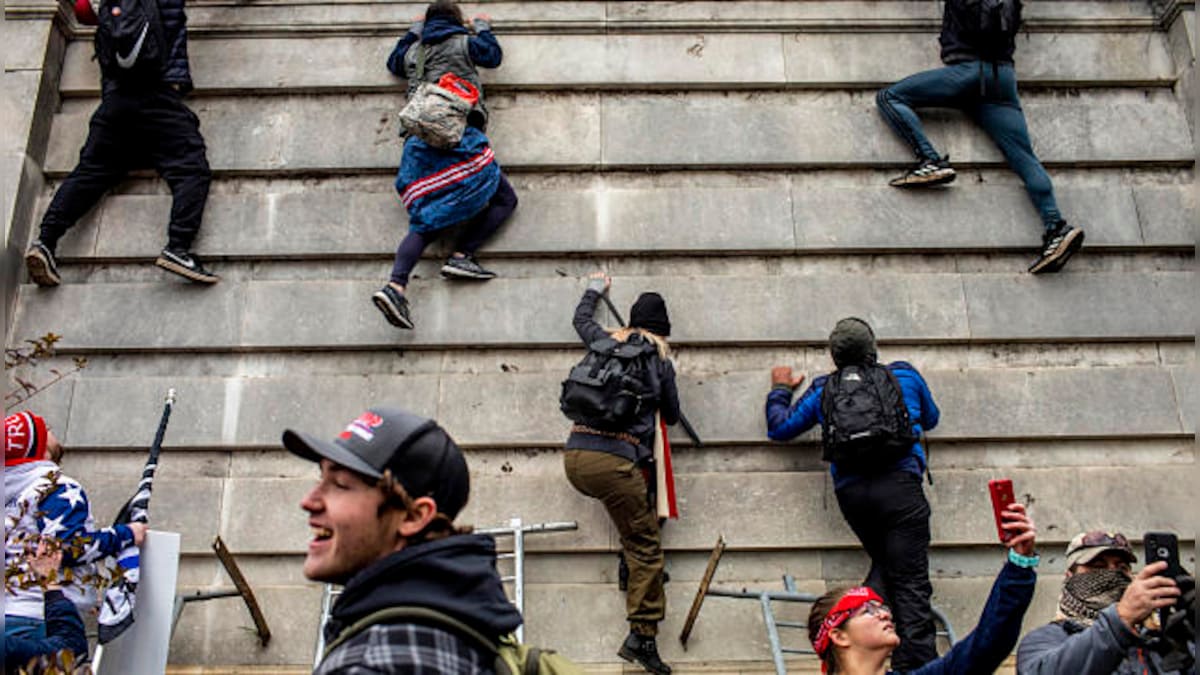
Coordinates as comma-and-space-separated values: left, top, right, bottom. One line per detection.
5, 615, 47, 642
877, 61, 1063, 230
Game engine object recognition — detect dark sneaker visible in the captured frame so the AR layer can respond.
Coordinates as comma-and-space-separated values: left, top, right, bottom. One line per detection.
440, 254, 497, 280
889, 155, 956, 187
1028, 222, 1085, 274
618, 633, 672, 675
24, 240, 61, 287
156, 248, 219, 284
371, 285, 414, 329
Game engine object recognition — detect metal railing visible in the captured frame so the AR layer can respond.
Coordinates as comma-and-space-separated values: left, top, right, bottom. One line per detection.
312, 517, 577, 668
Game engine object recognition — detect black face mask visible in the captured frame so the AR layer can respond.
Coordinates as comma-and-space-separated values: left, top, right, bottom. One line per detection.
1057, 569, 1131, 625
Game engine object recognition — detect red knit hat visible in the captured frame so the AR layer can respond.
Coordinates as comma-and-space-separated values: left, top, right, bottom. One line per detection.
5, 411, 50, 466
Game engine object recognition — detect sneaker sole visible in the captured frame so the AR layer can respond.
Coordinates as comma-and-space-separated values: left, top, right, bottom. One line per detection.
1029, 229, 1085, 275
24, 251, 61, 287
155, 257, 220, 284
889, 169, 957, 188
440, 265, 497, 280
371, 293, 414, 329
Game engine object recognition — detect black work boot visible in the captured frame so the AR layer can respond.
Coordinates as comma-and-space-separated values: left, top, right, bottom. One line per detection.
618, 632, 671, 675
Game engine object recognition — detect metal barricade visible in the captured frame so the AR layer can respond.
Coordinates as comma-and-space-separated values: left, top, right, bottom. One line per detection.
312, 517, 577, 668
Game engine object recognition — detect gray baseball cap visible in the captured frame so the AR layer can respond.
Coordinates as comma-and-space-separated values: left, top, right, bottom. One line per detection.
283, 406, 469, 520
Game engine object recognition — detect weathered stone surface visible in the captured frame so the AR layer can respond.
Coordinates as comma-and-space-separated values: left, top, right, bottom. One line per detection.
212, 465, 1193, 554
43, 90, 1193, 174
42, 365, 1191, 450
14, 273, 1192, 353
57, 31, 1177, 94
44, 171, 1195, 260
961, 273, 1191, 340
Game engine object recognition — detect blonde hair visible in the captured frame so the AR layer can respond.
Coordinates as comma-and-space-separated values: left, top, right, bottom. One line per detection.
609, 327, 670, 359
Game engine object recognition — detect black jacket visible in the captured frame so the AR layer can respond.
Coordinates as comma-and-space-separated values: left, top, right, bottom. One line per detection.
101, 0, 193, 92
566, 289, 681, 463
324, 534, 522, 644
939, 0, 1021, 65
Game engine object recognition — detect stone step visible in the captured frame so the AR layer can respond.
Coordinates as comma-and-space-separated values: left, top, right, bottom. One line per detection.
164, 546, 1057, 667
57, 30, 1178, 95
43, 169, 1195, 261
161, 0, 1167, 35
13, 272, 1193, 353
43, 90, 1193, 175
31, 362, 1194, 450
73, 451, 1193, 555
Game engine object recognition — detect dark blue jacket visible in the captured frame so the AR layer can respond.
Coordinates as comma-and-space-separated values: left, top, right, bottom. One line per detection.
386, 15, 502, 78
899, 561, 1038, 675
765, 361, 939, 489
4, 590, 89, 673
565, 289, 681, 464
158, 0, 192, 90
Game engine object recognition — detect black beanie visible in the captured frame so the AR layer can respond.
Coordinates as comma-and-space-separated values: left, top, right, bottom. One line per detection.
629, 292, 671, 337
829, 317, 877, 367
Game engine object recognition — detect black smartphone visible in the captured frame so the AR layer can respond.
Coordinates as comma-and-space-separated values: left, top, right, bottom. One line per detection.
1143, 531, 1184, 627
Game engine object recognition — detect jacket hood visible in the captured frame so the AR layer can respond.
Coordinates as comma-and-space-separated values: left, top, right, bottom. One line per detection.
829, 317, 877, 367
4, 460, 59, 507
325, 532, 522, 642
421, 15, 470, 46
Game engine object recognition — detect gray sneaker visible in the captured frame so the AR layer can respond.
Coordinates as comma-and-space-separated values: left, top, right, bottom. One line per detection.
440, 254, 496, 280
24, 240, 61, 287
156, 248, 219, 284
371, 285, 414, 329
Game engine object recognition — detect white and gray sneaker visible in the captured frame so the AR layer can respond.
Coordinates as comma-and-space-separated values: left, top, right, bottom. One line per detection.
24, 240, 61, 287
889, 155, 957, 187
440, 254, 497, 280
1028, 222, 1085, 274
155, 248, 220, 284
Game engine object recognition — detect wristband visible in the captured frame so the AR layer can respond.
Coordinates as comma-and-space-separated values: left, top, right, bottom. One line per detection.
1008, 548, 1040, 569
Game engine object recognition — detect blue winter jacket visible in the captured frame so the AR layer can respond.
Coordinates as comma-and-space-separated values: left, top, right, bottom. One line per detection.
898, 561, 1038, 675
386, 15, 502, 77
765, 361, 939, 489
396, 127, 501, 233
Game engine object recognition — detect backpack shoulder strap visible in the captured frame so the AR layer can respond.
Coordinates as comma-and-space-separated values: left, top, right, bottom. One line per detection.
322, 606, 500, 663
415, 42, 429, 80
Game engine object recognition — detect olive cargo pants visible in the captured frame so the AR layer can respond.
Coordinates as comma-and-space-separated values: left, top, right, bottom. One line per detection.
564, 449, 665, 635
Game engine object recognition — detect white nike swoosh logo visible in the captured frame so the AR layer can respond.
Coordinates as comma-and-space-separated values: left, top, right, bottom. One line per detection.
115, 22, 148, 69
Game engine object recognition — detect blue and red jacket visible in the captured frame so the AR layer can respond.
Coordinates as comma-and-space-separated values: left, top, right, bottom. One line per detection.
395, 127, 501, 233
765, 361, 939, 489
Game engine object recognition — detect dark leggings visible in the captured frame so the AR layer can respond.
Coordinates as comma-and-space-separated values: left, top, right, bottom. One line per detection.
389, 174, 517, 286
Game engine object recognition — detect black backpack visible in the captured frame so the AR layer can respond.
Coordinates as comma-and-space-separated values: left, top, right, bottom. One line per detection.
971, 0, 1022, 59
560, 335, 657, 432
819, 363, 916, 472
94, 0, 168, 82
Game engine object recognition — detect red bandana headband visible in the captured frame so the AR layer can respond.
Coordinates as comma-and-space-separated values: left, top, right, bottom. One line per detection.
812, 586, 885, 667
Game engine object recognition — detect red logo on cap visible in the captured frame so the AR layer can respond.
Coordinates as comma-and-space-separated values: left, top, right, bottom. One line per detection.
338, 411, 384, 442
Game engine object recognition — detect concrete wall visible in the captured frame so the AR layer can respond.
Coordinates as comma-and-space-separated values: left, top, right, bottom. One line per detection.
5, 1, 1196, 670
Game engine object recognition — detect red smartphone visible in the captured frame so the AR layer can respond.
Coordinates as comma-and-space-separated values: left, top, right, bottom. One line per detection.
988, 479, 1016, 543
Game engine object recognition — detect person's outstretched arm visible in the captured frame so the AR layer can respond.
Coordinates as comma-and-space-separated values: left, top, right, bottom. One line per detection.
37, 478, 137, 565
467, 15, 502, 68
573, 273, 612, 345
909, 504, 1039, 675
765, 368, 817, 442
387, 21, 423, 77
